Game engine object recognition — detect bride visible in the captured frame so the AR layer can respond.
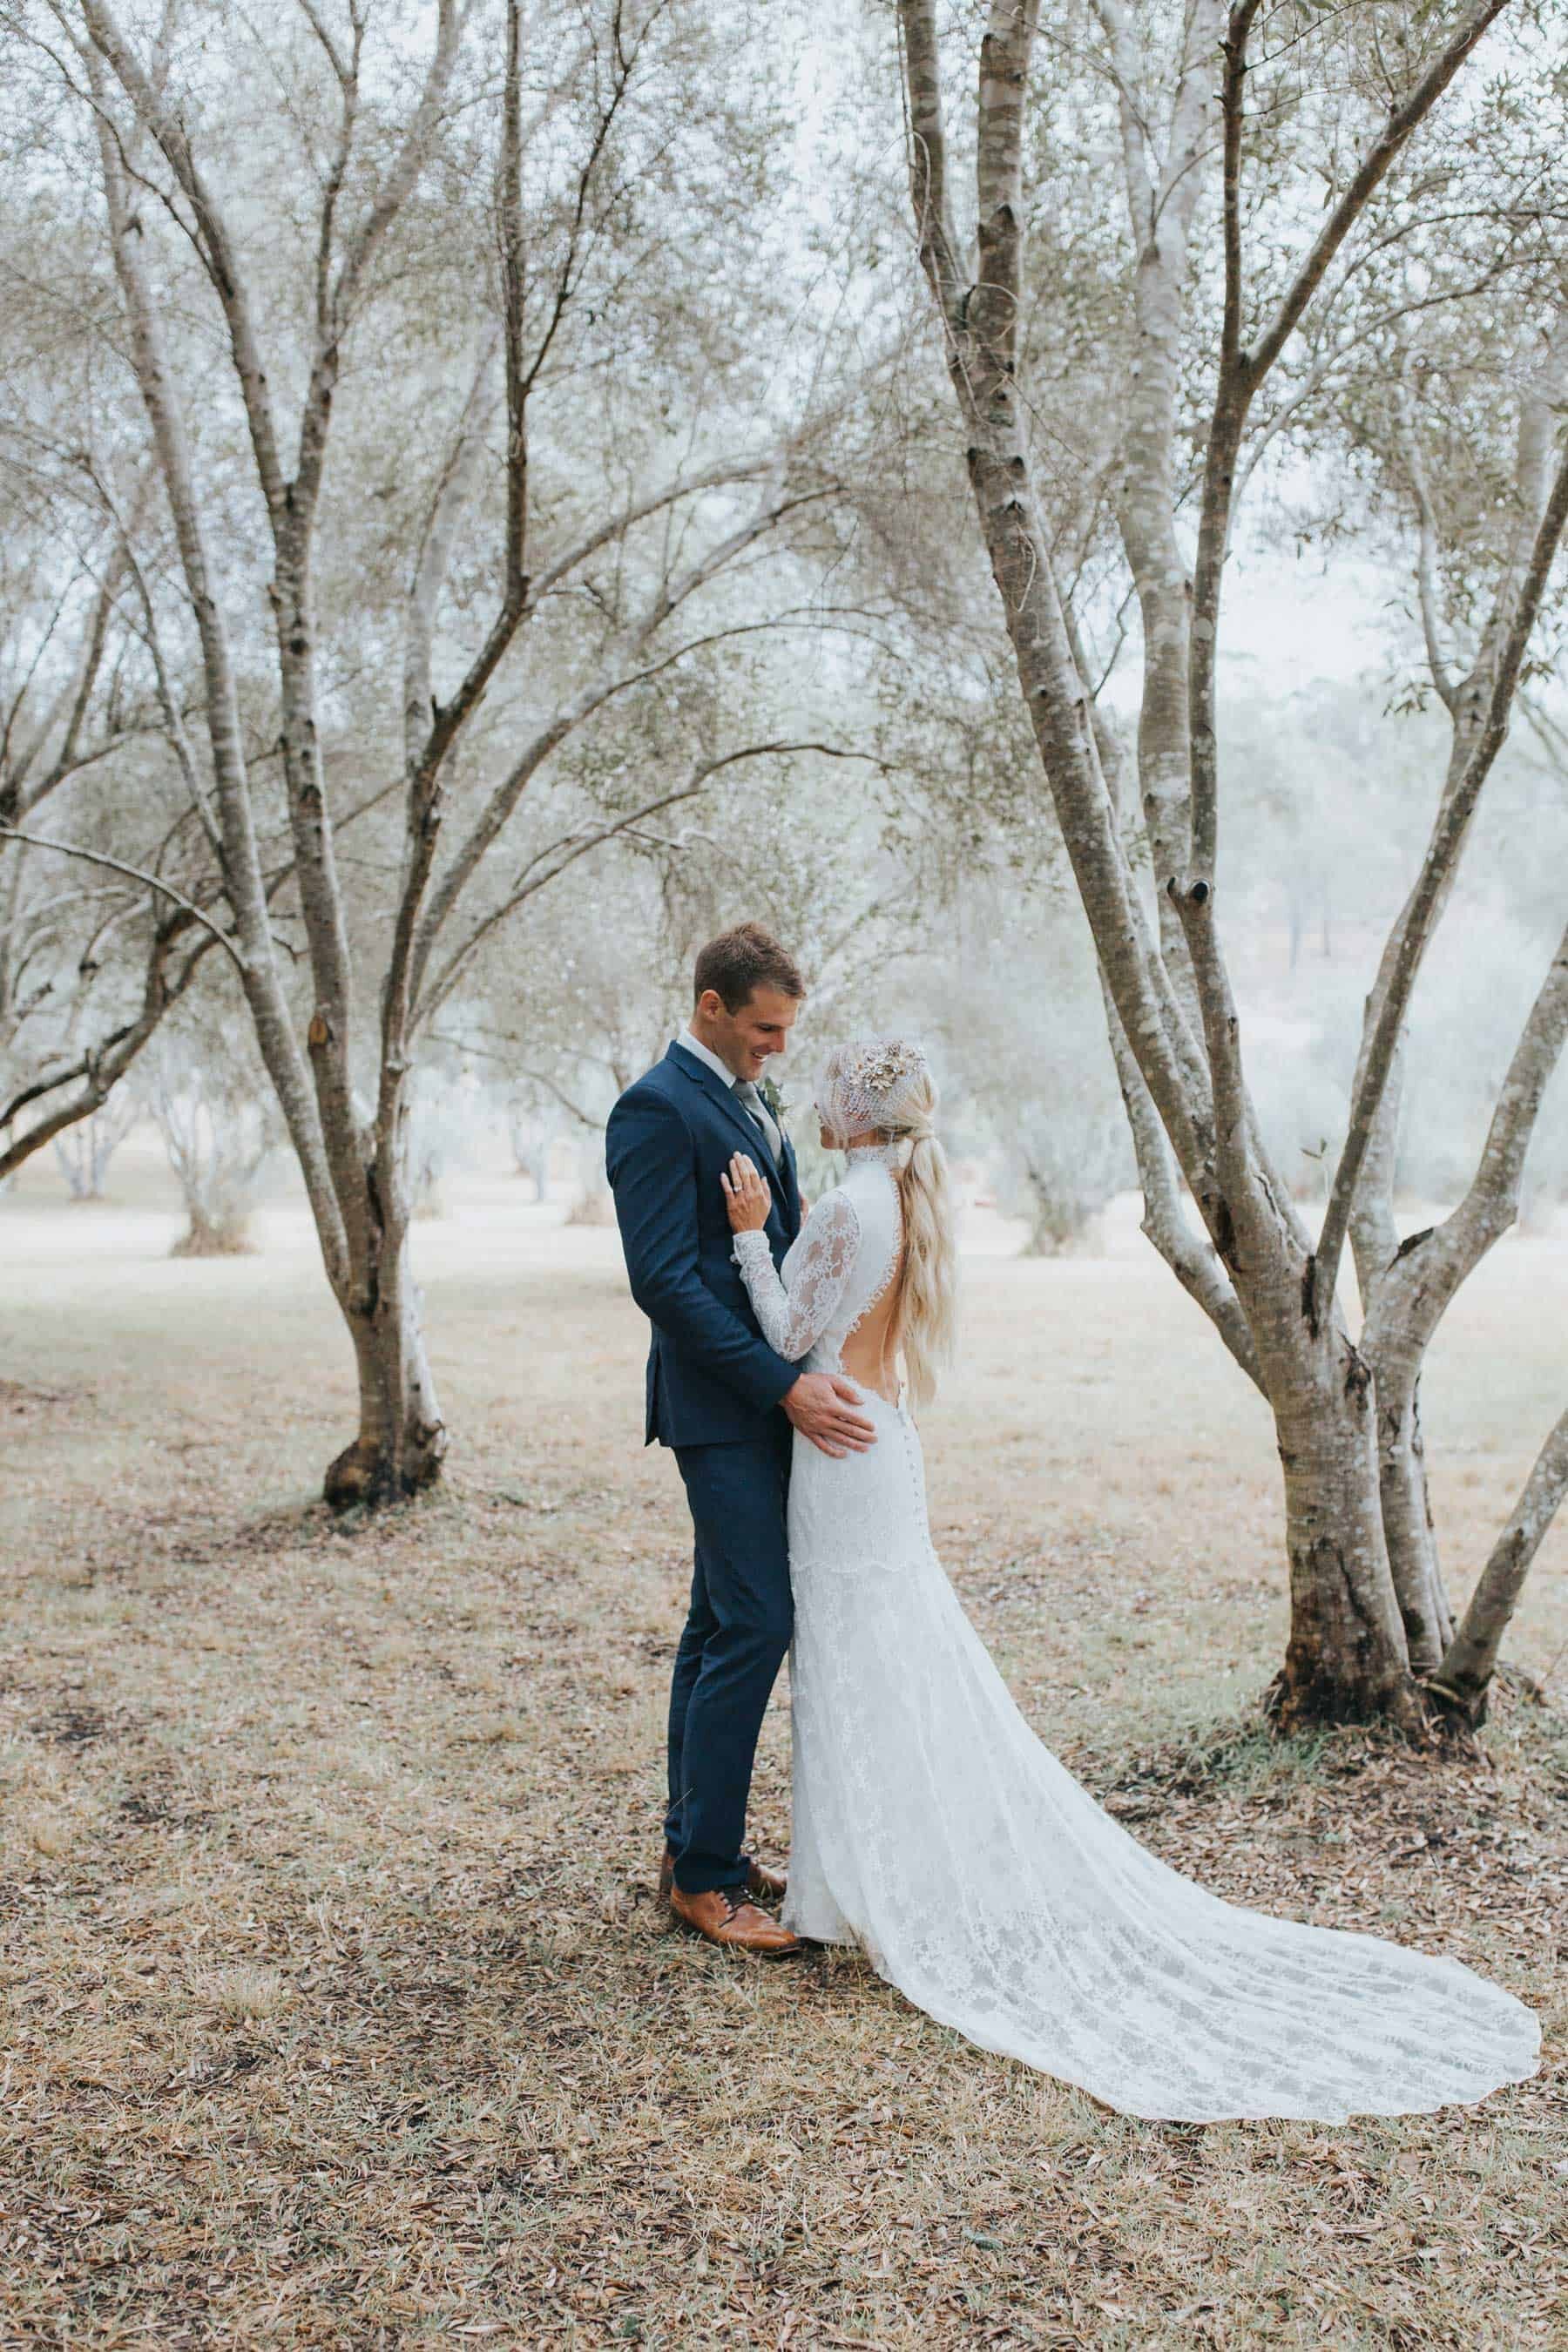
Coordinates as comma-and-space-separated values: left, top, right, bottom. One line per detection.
719, 1035, 1540, 2125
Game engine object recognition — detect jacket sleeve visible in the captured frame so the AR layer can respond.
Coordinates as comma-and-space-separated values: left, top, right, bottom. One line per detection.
605, 1088, 800, 1413
731, 1191, 860, 1362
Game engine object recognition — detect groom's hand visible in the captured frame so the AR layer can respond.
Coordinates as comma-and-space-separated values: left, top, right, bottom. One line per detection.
783, 1373, 876, 1457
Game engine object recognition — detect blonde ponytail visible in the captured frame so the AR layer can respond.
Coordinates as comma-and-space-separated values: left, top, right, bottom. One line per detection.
893, 1125, 957, 1409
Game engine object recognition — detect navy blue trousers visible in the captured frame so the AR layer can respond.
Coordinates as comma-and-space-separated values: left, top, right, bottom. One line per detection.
666, 1418, 794, 1894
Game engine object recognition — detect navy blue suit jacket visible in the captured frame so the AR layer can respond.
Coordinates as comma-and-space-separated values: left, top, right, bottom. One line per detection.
606, 1041, 803, 1447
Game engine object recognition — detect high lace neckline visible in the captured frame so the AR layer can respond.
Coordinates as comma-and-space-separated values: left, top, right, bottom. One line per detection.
844, 1142, 901, 1169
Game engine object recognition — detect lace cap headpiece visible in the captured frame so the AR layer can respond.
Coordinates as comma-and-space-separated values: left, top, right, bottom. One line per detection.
814, 1034, 935, 1145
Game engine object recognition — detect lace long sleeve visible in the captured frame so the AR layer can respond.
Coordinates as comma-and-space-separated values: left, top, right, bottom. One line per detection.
733, 1191, 861, 1362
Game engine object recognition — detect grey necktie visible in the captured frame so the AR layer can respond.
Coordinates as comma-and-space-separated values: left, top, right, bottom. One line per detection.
732, 1077, 781, 1165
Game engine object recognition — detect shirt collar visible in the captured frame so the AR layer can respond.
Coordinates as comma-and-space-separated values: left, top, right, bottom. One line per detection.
677, 1025, 737, 1090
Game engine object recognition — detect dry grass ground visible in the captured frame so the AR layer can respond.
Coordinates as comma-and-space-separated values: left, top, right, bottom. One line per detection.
1, 1149, 1565, 2349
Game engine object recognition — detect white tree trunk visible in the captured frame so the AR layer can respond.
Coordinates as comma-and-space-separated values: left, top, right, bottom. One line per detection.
329, 1217, 448, 1507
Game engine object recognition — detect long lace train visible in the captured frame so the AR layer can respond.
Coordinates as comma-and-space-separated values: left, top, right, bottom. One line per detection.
779, 1388, 1538, 2123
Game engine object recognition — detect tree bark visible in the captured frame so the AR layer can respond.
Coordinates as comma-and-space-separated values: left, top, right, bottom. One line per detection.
328, 1214, 448, 1508
1269, 1362, 1421, 1731
1371, 1365, 1453, 1673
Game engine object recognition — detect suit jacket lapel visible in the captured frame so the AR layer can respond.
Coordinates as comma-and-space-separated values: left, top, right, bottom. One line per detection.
778, 1131, 801, 1232
666, 1040, 794, 1216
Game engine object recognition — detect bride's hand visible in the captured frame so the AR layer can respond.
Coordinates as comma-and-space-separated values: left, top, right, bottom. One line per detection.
721, 1152, 770, 1232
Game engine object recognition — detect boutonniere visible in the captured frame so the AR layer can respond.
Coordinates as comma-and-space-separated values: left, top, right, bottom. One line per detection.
757, 1074, 788, 1127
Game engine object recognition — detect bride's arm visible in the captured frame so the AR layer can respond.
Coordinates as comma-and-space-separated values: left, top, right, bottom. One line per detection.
723, 1156, 860, 1361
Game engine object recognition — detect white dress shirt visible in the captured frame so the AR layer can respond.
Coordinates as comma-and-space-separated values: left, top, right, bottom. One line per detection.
676, 1024, 736, 1088
677, 1025, 781, 1162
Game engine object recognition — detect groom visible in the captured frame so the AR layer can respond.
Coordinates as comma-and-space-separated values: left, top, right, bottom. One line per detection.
606, 923, 875, 1953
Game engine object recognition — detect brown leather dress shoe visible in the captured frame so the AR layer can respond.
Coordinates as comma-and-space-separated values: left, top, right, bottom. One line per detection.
747, 1855, 787, 1903
669, 1882, 801, 1954
659, 1847, 787, 1906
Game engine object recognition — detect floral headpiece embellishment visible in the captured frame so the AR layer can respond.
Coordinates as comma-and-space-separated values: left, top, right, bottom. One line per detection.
842, 1038, 924, 1096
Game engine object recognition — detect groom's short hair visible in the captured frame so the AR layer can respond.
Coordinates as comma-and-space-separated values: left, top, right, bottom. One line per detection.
693, 923, 806, 1012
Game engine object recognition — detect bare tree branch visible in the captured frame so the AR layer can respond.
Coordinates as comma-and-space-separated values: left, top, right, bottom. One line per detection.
0, 827, 244, 970
407, 471, 826, 999
1314, 432, 1568, 1323
77, 0, 291, 524
414, 742, 884, 1025
0, 915, 220, 1183
896, 0, 967, 328
1432, 1402, 1568, 1714
1100, 962, 1265, 1393
1395, 365, 1458, 712
1247, 0, 1514, 389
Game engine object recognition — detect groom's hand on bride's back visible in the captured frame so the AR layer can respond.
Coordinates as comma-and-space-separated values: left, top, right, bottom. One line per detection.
783, 1373, 876, 1456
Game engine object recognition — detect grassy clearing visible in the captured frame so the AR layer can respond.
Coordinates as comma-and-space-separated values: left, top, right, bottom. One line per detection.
1, 1159, 1565, 2347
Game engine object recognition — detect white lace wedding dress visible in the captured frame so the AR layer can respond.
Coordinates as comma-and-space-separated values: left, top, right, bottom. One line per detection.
731, 1145, 1540, 2123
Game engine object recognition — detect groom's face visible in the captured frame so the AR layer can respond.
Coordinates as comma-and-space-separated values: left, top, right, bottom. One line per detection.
696, 983, 801, 1081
